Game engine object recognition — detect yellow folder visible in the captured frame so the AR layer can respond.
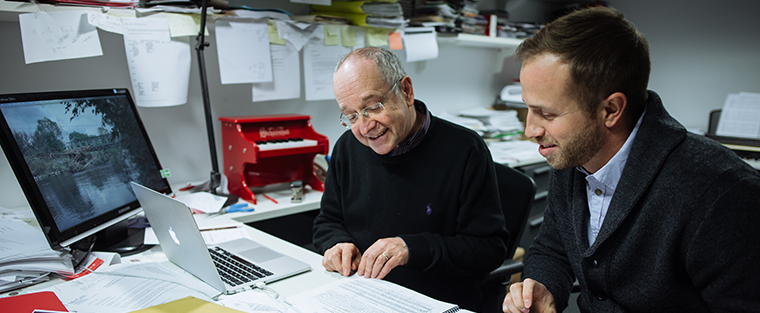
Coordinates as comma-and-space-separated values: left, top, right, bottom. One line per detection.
129, 296, 245, 313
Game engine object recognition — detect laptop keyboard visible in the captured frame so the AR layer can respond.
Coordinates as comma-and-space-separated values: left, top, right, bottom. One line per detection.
208, 246, 274, 286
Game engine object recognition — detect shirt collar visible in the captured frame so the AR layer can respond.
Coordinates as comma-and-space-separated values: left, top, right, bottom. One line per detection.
389, 100, 430, 157
577, 108, 647, 189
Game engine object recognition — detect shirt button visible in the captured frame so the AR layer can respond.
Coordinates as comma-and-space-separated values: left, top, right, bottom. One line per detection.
595, 189, 602, 196
593, 260, 598, 266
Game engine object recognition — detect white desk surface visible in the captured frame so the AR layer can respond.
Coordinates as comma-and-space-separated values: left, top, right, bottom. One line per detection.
230, 217, 342, 298
221, 188, 323, 225
2, 215, 342, 302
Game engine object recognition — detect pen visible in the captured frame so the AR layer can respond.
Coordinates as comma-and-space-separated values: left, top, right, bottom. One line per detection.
262, 193, 278, 204
199, 226, 241, 232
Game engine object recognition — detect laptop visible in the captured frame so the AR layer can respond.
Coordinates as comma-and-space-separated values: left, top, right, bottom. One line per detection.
130, 182, 311, 295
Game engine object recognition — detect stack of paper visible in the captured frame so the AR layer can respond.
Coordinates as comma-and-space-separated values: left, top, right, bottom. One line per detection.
0, 218, 74, 293
458, 106, 524, 139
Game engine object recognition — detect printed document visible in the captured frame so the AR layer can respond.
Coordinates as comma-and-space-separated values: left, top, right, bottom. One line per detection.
285, 276, 460, 313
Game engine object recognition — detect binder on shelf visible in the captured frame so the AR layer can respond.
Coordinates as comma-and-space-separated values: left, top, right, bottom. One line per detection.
311, 0, 406, 28
312, 1, 402, 16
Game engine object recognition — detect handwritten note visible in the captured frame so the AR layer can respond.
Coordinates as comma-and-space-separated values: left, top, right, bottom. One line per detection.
19, 11, 103, 64
166, 13, 209, 38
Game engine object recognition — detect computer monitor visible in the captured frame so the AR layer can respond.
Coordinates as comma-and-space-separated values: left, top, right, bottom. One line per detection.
0, 88, 171, 252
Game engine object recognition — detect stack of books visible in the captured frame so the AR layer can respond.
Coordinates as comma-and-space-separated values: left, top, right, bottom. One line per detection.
404, 0, 486, 34
311, 1, 407, 28
407, 1, 458, 27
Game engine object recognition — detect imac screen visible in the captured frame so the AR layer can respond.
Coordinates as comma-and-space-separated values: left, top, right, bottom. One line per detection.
0, 88, 170, 250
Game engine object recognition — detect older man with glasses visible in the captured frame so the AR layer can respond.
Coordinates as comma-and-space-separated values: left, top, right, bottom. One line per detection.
312, 47, 509, 310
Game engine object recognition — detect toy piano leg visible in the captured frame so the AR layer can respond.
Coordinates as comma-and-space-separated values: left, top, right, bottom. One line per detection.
227, 171, 258, 205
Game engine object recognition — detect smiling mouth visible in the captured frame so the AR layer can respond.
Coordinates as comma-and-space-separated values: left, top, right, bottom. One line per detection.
537, 142, 557, 157
369, 128, 387, 139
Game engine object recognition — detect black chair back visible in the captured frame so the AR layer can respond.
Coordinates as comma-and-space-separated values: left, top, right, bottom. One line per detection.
494, 162, 536, 259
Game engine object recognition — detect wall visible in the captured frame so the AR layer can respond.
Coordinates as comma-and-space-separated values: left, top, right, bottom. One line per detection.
4, 0, 759, 209
0, 4, 520, 208
608, 0, 760, 131
505, 0, 760, 131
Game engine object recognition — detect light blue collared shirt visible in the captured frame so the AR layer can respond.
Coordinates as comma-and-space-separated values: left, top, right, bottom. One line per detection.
578, 110, 645, 246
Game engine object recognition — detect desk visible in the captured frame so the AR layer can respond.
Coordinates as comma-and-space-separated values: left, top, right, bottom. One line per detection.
219, 188, 323, 224
2, 214, 342, 310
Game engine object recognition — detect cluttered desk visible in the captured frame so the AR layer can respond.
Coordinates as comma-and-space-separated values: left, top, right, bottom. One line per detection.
0, 88, 477, 312
2, 204, 471, 312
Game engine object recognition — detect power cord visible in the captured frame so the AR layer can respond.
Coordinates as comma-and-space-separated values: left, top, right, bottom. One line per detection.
251, 281, 280, 299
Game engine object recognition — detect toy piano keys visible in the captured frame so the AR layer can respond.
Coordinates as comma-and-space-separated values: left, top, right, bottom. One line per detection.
219, 114, 328, 204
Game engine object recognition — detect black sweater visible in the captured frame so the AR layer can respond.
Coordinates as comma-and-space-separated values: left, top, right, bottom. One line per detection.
313, 114, 509, 309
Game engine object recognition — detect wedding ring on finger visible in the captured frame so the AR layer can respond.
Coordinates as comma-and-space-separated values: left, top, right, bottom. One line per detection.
381, 252, 389, 261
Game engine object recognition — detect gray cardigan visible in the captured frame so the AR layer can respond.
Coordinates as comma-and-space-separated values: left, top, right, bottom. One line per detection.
523, 91, 760, 312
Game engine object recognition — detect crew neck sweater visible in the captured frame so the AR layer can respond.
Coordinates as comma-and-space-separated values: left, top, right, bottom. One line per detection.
314, 114, 509, 309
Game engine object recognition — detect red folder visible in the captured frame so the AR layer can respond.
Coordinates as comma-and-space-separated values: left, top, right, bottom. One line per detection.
0, 291, 68, 312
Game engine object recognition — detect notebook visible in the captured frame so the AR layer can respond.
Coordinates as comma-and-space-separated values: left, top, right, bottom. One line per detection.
130, 182, 311, 295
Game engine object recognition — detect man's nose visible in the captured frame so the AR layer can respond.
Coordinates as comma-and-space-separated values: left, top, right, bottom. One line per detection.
358, 114, 375, 135
524, 113, 543, 139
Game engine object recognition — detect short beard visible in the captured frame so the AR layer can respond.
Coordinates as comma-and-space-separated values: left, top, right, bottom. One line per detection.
544, 117, 605, 170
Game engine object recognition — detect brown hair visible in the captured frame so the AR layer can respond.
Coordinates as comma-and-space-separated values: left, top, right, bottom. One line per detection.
516, 6, 650, 126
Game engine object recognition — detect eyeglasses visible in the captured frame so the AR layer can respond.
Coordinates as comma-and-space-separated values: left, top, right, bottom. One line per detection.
339, 77, 402, 129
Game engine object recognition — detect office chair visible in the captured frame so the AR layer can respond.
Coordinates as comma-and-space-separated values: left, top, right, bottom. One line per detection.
478, 162, 537, 313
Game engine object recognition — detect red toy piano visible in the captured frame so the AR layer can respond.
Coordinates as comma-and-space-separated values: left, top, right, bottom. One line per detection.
219, 114, 329, 204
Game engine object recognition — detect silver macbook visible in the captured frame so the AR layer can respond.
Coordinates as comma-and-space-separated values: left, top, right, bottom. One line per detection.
130, 182, 311, 295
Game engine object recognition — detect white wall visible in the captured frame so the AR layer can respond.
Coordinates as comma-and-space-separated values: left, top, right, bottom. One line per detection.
505, 0, 760, 131
608, 0, 760, 131
0, 13, 519, 208
3, 0, 759, 209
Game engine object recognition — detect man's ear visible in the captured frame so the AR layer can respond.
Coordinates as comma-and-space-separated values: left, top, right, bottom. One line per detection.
603, 92, 627, 128
400, 76, 414, 107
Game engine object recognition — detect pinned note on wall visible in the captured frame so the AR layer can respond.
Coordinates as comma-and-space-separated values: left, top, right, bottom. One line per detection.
166, 13, 209, 38
267, 20, 286, 45
389, 31, 403, 50
19, 11, 103, 64
341, 26, 357, 47
324, 24, 340, 46
366, 27, 389, 47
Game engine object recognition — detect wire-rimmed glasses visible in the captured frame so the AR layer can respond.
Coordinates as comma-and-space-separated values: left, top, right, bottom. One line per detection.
339, 77, 402, 129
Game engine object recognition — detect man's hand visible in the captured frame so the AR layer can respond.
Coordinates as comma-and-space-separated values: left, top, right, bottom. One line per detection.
357, 237, 409, 280
503, 278, 556, 313
322, 243, 361, 276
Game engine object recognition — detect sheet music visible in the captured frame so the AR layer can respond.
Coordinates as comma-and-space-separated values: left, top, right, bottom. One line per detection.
285, 276, 459, 313
716, 92, 760, 139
